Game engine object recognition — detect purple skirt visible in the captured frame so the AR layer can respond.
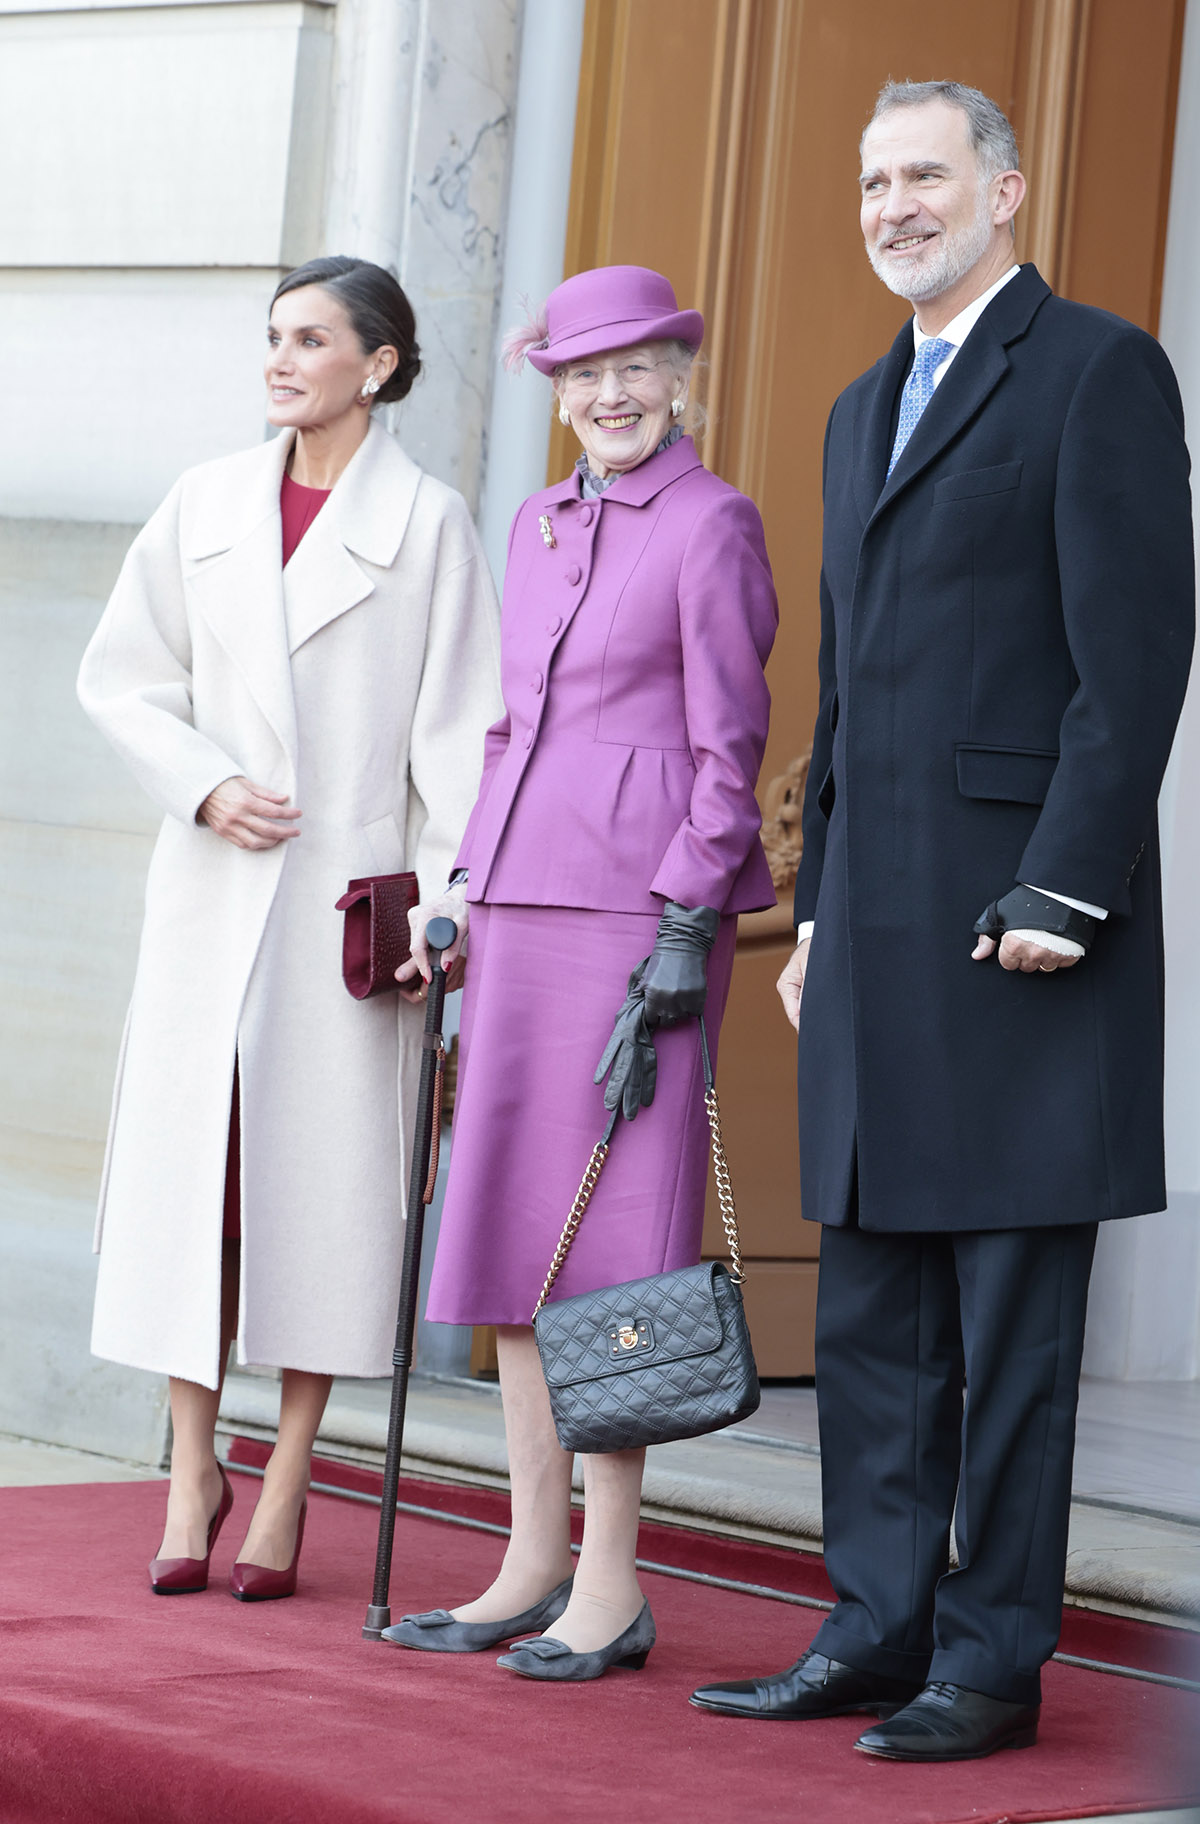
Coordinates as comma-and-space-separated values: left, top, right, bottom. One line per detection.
424, 904, 737, 1327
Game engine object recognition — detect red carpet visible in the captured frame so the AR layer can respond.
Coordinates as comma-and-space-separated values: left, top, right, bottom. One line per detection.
231, 1440, 1200, 1688
0, 1467, 1197, 1824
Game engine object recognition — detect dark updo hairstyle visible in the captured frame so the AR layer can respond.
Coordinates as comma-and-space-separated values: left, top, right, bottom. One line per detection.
271, 256, 421, 404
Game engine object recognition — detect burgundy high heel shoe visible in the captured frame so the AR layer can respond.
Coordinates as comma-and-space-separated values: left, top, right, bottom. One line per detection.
149, 1464, 234, 1594
229, 1500, 307, 1601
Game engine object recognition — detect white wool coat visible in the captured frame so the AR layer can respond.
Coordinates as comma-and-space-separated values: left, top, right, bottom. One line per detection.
78, 422, 501, 1388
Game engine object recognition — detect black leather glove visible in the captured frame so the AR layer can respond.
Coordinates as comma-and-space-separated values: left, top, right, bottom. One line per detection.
973, 886, 1097, 953
642, 901, 720, 1027
593, 960, 658, 1121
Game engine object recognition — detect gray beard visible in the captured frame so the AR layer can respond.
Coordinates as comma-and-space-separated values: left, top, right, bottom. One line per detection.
868, 194, 995, 303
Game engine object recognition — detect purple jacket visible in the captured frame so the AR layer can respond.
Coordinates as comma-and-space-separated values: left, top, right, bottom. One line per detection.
456, 436, 777, 915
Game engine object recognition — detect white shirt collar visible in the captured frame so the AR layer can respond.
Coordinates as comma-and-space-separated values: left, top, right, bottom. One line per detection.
913, 262, 1021, 355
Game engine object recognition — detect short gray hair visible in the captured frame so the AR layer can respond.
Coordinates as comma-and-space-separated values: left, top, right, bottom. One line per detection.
864, 80, 1021, 180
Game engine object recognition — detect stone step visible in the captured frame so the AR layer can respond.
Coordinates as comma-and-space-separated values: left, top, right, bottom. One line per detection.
217, 1369, 1200, 1630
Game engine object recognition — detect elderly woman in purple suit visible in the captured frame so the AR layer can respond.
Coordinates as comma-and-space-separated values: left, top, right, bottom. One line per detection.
389, 266, 777, 1681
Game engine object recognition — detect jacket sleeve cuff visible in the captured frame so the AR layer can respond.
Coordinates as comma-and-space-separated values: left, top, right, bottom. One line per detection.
1023, 882, 1108, 920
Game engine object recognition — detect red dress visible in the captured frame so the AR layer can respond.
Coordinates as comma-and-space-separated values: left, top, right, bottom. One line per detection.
280, 471, 332, 566
222, 472, 331, 1242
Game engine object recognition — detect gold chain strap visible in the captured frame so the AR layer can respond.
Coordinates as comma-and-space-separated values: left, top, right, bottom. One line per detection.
704, 1084, 745, 1283
532, 1138, 610, 1317
530, 1051, 747, 1321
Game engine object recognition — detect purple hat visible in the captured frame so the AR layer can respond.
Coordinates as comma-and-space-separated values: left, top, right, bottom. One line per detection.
505, 266, 704, 376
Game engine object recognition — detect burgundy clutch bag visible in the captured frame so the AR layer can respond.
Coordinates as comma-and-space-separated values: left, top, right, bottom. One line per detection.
334, 872, 419, 999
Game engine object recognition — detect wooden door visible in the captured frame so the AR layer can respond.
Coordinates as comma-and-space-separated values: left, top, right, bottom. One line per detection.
472, 0, 1185, 1379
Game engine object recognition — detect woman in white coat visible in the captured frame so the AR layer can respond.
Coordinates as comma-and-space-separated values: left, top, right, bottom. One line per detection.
78, 256, 501, 1599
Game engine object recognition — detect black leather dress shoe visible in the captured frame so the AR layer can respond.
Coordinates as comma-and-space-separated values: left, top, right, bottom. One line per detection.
690, 1649, 925, 1720
854, 1682, 1040, 1760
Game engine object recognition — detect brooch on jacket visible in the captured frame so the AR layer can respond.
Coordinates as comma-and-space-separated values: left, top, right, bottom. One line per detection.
538, 513, 556, 550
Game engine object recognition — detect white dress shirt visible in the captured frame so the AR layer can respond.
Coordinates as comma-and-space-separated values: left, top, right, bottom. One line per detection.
796, 264, 1104, 953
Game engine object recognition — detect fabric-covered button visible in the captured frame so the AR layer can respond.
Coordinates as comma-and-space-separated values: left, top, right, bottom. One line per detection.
532, 671, 544, 694
547, 616, 562, 635
579, 504, 595, 528
523, 727, 534, 748
566, 563, 581, 586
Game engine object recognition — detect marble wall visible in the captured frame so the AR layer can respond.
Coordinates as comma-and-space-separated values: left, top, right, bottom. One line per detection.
0, 0, 525, 523
390, 0, 521, 510
0, 517, 169, 1458
324, 0, 523, 512
0, 0, 533, 1460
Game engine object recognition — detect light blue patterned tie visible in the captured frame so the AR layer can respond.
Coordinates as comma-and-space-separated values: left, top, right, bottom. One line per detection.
887, 336, 954, 478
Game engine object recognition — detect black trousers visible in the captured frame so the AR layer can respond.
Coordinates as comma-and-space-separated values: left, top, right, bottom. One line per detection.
809, 1221, 1098, 1706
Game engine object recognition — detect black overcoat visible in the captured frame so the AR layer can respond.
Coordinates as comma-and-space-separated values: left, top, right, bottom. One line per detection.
794, 265, 1194, 1232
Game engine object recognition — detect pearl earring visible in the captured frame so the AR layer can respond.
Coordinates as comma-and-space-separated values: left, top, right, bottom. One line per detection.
558, 402, 571, 426
671, 398, 685, 418
361, 376, 380, 399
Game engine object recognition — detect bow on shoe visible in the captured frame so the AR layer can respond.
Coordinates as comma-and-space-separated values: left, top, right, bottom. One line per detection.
503, 1635, 570, 1661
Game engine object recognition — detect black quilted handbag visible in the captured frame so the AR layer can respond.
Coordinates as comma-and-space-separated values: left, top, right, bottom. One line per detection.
532, 1019, 760, 1453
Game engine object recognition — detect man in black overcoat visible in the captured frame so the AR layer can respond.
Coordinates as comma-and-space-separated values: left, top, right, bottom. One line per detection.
692, 80, 1194, 1759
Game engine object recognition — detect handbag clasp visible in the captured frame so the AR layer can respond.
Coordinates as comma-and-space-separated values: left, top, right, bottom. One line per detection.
609, 1320, 653, 1357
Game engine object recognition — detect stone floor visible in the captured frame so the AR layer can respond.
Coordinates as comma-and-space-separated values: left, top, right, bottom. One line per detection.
0, 1434, 162, 1487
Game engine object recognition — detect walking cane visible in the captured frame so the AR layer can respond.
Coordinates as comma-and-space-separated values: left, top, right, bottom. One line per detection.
363, 914, 458, 1640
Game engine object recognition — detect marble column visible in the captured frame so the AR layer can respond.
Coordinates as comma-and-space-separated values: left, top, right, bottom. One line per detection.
325, 0, 524, 514
477, 0, 586, 586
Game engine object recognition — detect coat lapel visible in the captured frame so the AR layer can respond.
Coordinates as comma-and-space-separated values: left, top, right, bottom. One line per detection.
283, 420, 423, 655
866, 264, 1052, 526
852, 331, 913, 524
870, 327, 1010, 522
183, 432, 299, 767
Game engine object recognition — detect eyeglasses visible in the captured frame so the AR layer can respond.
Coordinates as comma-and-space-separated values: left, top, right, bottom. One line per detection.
561, 358, 671, 395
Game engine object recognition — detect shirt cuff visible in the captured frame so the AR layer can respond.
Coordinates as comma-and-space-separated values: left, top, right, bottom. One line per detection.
796, 920, 816, 944
1023, 883, 1107, 920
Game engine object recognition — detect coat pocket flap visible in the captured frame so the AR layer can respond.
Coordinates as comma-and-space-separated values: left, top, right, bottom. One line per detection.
534, 1261, 726, 1387
934, 460, 1023, 503
955, 743, 1058, 804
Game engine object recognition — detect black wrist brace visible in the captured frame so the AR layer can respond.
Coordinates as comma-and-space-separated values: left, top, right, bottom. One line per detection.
973, 886, 1097, 953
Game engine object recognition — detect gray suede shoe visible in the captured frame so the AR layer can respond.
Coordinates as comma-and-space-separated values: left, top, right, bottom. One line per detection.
381, 1576, 573, 1653
496, 1600, 655, 1681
